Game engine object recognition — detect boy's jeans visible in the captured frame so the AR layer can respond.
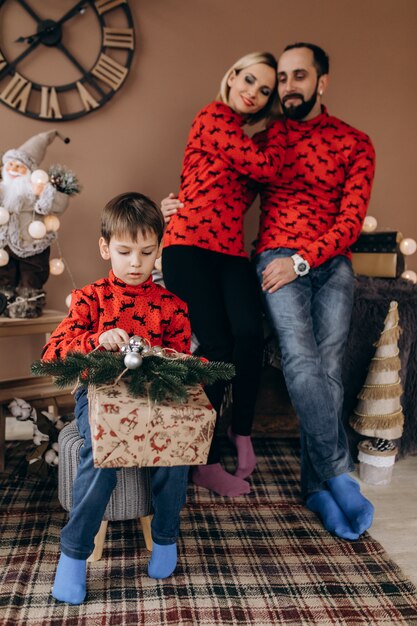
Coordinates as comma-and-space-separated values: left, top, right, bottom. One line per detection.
255, 249, 354, 498
61, 388, 189, 560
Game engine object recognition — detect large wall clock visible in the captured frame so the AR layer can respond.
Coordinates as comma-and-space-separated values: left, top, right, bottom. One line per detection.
0, 0, 135, 121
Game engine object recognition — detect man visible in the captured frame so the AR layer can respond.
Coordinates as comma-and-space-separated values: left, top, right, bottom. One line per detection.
0, 131, 70, 317
254, 43, 375, 540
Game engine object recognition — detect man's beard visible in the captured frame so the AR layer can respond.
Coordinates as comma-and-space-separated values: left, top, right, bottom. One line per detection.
1, 166, 34, 211
280, 83, 319, 121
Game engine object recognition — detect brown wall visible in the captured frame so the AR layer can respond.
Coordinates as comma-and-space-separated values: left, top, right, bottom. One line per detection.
1, 0, 416, 380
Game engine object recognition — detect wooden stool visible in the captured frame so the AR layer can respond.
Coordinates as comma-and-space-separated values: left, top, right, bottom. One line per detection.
58, 421, 153, 561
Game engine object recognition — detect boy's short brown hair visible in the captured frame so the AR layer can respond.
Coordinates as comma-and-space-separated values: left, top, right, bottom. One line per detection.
101, 192, 165, 244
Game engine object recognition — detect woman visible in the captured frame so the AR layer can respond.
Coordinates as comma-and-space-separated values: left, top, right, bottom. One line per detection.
161, 52, 286, 497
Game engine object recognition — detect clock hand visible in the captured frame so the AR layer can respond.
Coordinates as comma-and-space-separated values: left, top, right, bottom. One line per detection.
15, 0, 91, 45
54, 0, 92, 28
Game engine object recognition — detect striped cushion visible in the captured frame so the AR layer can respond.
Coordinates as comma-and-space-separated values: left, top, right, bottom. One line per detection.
58, 421, 152, 521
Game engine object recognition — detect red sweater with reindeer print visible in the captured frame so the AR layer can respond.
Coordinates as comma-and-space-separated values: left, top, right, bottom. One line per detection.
42, 271, 191, 360
254, 107, 375, 267
163, 100, 287, 257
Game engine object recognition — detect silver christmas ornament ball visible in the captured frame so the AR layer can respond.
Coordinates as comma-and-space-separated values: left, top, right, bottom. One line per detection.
120, 344, 131, 354
152, 346, 163, 356
124, 352, 143, 369
141, 345, 151, 355
129, 335, 145, 351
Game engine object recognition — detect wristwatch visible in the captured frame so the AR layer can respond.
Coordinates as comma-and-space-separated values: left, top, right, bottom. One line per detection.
291, 254, 310, 277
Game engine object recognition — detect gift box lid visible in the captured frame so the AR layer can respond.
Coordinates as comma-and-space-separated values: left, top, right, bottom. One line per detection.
351, 231, 403, 253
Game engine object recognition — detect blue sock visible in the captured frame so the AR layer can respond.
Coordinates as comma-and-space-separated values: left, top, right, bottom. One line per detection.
328, 473, 374, 535
307, 490, 360, 540
51, 553, 87, 605
148, 542, 177, 579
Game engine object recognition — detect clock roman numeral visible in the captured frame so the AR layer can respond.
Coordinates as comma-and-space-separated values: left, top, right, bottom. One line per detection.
76, 81, 100, 111
0, 73, 32, 113
0, 51, 7, 72
94, 0, 126, 15
103, 28, 134, 50
91, 53, 128, 90
40, 86, 62, 119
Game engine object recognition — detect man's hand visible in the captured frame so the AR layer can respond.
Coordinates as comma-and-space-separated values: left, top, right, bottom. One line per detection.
161, 192, 183, 223
98, 328, 130, 351
261, 257, 297, 293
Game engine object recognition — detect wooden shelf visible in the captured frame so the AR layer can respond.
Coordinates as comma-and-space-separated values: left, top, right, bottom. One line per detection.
0, 309, 66, 338
0, 376, 72, 404
0, 310, 68, 472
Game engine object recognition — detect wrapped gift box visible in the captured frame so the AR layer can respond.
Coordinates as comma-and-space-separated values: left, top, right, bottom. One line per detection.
351, 232, 405, 278
351, 252, 405, 278
88, 380, 216, 468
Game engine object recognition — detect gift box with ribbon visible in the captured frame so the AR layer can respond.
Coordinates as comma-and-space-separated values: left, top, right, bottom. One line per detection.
88, 380, 216, 468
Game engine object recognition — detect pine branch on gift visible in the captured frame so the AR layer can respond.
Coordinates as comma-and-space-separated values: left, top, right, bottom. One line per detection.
81, 351, 125, 385
32, 350, 235, 403
32, 352, 90, 387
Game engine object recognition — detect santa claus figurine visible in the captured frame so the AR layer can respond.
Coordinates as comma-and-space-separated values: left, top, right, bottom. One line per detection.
0, 130, 79, 318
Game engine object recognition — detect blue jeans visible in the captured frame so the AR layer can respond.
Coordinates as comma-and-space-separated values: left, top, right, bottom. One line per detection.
61, 389, 190, 560
255, 249, 354, 498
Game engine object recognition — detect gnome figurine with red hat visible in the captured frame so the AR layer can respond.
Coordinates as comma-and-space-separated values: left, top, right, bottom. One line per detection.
0, 130, 80, 318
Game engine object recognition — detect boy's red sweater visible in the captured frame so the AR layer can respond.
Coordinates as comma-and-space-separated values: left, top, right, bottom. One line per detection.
42, 271, 191, 360
163, 101, 287, 257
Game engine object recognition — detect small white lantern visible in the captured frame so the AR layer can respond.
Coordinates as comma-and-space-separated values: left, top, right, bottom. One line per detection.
0, 248, 9, 266
0, 206, 10, 225
399, 238, 417, 256
44, 215, 61, 232
28, 220, 47, 239
401, 270, 417, 284
49, 258, 65, 275
362, 216, 378, 233
30, 169, 49, 185
65, 293, 72, 308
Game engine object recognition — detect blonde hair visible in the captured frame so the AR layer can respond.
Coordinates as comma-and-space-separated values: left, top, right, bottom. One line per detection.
217, 51, 279, 125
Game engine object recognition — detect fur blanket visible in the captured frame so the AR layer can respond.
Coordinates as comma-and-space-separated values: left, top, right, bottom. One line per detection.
343, 277, 417, 458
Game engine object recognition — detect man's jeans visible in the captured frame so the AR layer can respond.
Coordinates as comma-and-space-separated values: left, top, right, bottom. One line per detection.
61, 388, 190, 560
255, 249, 354, 498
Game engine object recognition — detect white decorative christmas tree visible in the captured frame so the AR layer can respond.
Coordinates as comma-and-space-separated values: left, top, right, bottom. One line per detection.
350, 300, 403, 485
350, 300, 404, 440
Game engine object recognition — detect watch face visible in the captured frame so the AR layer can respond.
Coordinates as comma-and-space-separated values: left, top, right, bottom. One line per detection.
0, 0, 135, 121
298, 262, 307, 272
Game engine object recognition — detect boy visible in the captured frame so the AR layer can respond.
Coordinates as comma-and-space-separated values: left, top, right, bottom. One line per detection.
42, 192, 192, 604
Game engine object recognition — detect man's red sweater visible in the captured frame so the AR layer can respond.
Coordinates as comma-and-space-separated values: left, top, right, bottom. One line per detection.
163, 101, 287, 257
255, 107, 376, 267
42, 271, 191, 360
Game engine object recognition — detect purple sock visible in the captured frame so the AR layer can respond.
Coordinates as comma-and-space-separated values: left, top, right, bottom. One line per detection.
227, 427, 257, 479
192, 463, 250, 497
307, 490, 360, 540
328, 473, 374, 535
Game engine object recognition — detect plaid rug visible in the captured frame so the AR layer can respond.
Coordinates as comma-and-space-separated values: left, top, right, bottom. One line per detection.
1, 438, 417, 626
